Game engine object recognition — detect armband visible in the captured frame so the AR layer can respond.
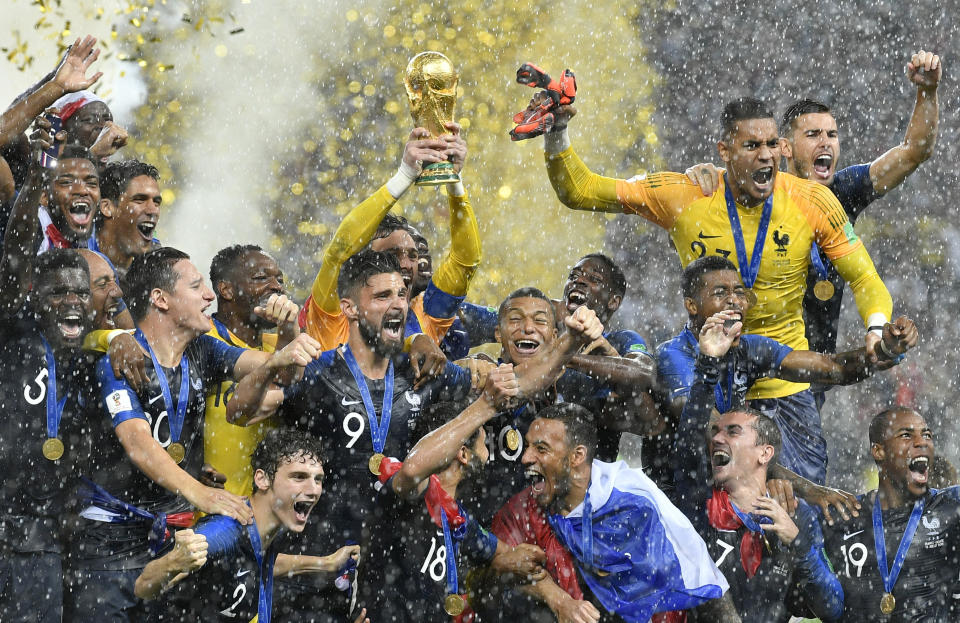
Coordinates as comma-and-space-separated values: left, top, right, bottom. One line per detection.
447, 174, 465, 197
106, 329, 130, 345
386, 159, 420, 199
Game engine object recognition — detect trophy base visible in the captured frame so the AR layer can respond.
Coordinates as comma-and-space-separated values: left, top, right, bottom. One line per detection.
416, 161, 460, 186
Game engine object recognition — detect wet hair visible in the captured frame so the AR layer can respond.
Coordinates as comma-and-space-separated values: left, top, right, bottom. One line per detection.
497, 286, 557, 327
250, 427, 324, 494
780, 99, 831, 136
32, 248, 89, 291
410, 401, 481, 460
122, 247, 190, 322
578, 253, 627, 298
869, 407, 921, 444
337, 248, 402, 299
48, 145, 98, 191
682, 255, 739, 299
536, 403, 598, 462
373, 213, 413, 241
744, 408, 781, 460
720, 97, 775, 140
100, 160, 159, 202
209, 244, 264, 295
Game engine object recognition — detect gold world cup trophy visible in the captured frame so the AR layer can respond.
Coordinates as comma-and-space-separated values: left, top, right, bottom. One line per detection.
404, 51, 460, 186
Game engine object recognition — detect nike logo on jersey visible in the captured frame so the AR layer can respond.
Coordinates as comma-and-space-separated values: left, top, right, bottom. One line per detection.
698, 231, 722, 239
148, 393, 163, 405
236, 568, 251, 578
843, 530, 864, 540
341, 397, 362, 407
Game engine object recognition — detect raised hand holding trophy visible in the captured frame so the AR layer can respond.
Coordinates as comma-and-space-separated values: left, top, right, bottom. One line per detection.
404, 51, 460, 186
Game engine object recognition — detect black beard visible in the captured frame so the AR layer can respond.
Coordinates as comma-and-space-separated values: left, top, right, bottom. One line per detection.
357, 315, 403, 359
545, 458, 573, 515
463, 454, 485, 479
51, 208, 89, 245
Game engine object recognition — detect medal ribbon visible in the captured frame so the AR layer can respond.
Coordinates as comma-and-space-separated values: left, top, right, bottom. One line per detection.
440, 508, 460, 598
40, 336, 68, 439
873, 493, 926, 598
724, 176, 774, 289
133, 329, 190, 447
77, 478, 194, 555
581, 489, 598, 574
809, 245, 829, 282
342, 345, 394, 455
245, 505, 276, 623
682, 327, 735, 412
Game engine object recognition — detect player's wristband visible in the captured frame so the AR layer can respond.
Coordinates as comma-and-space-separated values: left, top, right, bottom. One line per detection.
544, 127, 571, 155
447, 174, 465, 198
386, 159, 420, 199
106, 329, 131, 345
877, 338, 906, 365
866, 313, 888, 339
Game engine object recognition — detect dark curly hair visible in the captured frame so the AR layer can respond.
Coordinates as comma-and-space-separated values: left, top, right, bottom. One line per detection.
250, 428, 324, 494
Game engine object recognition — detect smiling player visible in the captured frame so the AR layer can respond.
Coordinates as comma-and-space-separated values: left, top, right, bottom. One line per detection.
90, 160, 163, 279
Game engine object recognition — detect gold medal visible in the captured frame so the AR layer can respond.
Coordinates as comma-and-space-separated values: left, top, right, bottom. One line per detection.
368, 452, 385, 476
745, 289, 758, 306
166, 442, 186, 464
505, 428, 521, 451
444, 593, 465, 616
880, 592, 895, 614
813, 279, 835, 301
42, 437, 64, 461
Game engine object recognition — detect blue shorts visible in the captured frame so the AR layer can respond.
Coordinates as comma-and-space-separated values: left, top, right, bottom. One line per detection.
0, 551, 61, 623
749, 389, 827, 485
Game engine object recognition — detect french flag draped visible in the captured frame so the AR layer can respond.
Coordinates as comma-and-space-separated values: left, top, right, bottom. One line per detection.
548, 460, 727, 622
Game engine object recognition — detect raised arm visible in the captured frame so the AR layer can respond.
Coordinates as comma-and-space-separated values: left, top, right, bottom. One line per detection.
0, 36, 102, 147
777, 316, 917, 384
0, 128, 49, 314
134, 529, 207, 600
307, 130, 449, 316
391, 365, 518, 498
869, 50, 941, 194
673, 317, 732, 518
430, 121, 480, 297
544, 129, 622, 214
226, 334, 322, 425
513, 305, 604, 400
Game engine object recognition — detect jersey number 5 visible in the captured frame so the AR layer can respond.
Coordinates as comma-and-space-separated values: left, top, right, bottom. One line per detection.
23, 367, 48, 405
